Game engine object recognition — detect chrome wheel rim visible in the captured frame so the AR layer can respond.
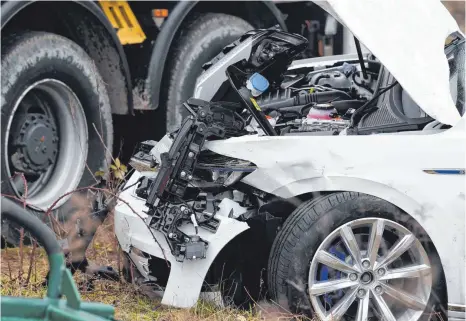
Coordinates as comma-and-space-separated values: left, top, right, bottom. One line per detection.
308, 218, 432, 321
5, 79, 88, 210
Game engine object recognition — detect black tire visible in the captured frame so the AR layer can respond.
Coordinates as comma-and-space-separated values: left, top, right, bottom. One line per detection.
164, 13, 252, 132
1, 32, 113, 245
267, 192, 446, 320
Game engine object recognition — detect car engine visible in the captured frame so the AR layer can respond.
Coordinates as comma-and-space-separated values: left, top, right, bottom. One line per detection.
198, 27, 381, 136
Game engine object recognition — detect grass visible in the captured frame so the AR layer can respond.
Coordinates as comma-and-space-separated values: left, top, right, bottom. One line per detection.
1, 273, 260, 321
1, 210, 305, 321
1, 169, 308, 321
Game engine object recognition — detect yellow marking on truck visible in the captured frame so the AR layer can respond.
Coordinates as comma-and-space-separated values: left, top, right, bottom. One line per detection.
99, 0, 146, 45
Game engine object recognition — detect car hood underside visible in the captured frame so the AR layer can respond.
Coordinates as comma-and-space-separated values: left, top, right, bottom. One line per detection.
316, 0, 463, 126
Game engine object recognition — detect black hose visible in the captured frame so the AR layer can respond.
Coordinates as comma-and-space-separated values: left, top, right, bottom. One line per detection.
260, 90, 352, 110
1, 197, 61, 256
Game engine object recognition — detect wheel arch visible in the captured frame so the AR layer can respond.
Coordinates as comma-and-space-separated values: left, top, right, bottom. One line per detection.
203, 209, 283, 305
273, 176, 432, 221
275, 178, 450, 306
1, 0, 133, 115
146, 1, 287, 111
202, 183, 449, 308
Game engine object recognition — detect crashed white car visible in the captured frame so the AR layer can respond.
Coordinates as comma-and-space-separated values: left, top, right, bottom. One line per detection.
115, 1, 465, 320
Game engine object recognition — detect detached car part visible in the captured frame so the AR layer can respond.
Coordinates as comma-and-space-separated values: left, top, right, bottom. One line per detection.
144, 98, 247, 261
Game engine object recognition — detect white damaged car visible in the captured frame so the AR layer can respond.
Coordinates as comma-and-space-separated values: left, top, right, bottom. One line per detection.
115, 1, 465, 320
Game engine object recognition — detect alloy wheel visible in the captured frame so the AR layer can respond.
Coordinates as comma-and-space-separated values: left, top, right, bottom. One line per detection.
308, 218, 432, 321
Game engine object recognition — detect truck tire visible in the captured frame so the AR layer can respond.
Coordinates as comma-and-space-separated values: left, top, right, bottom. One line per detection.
164, 13, 252, 132
1, 32, 113, 245
268, 192, 446, 321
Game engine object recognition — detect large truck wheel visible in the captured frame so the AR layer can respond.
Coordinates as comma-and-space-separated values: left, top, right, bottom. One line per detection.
164, 13, 252, 132
1, 32, 113, 245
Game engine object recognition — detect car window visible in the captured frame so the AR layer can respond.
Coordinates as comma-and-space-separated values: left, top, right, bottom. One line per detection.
446, 38, 465, 115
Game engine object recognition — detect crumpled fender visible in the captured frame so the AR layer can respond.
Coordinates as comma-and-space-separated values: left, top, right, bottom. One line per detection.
114, 171, 249, 308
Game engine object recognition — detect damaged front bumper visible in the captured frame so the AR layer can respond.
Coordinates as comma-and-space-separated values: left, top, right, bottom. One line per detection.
114, 171, 249, 308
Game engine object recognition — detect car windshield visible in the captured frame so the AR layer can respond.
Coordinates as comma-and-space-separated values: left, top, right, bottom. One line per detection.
446, 37, 465, 115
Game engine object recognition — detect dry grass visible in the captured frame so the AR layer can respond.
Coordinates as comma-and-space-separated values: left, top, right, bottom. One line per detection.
1, 211, 305, 321
0, 144, 306, 320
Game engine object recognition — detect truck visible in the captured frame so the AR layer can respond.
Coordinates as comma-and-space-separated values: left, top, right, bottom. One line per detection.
0, 0, 344, 244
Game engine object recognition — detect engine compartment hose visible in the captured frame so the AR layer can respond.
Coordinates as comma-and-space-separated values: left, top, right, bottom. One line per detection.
261, 90, 352, 110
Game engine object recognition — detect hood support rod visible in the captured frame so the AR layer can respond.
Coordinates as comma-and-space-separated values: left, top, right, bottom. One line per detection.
354, 36, 368, 79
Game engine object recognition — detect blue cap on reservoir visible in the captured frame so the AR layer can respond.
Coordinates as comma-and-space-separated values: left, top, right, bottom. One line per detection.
247, 72, 269, 96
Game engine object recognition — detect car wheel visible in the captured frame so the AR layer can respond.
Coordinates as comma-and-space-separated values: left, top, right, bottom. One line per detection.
164, 13, 252, 132
268, 192, 446, 321
1, 32, 113, 245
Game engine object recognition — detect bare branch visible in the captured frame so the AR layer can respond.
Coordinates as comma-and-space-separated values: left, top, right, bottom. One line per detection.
18, 228, 24, 283
92, 123, 116, 168
25, 240, 37, 285
45, 186, 167, 262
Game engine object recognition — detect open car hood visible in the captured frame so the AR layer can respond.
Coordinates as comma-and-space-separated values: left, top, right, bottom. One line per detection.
316, 0, 463, 125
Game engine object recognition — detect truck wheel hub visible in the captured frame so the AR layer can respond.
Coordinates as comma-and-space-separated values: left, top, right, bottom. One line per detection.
12, 114, 58, 173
